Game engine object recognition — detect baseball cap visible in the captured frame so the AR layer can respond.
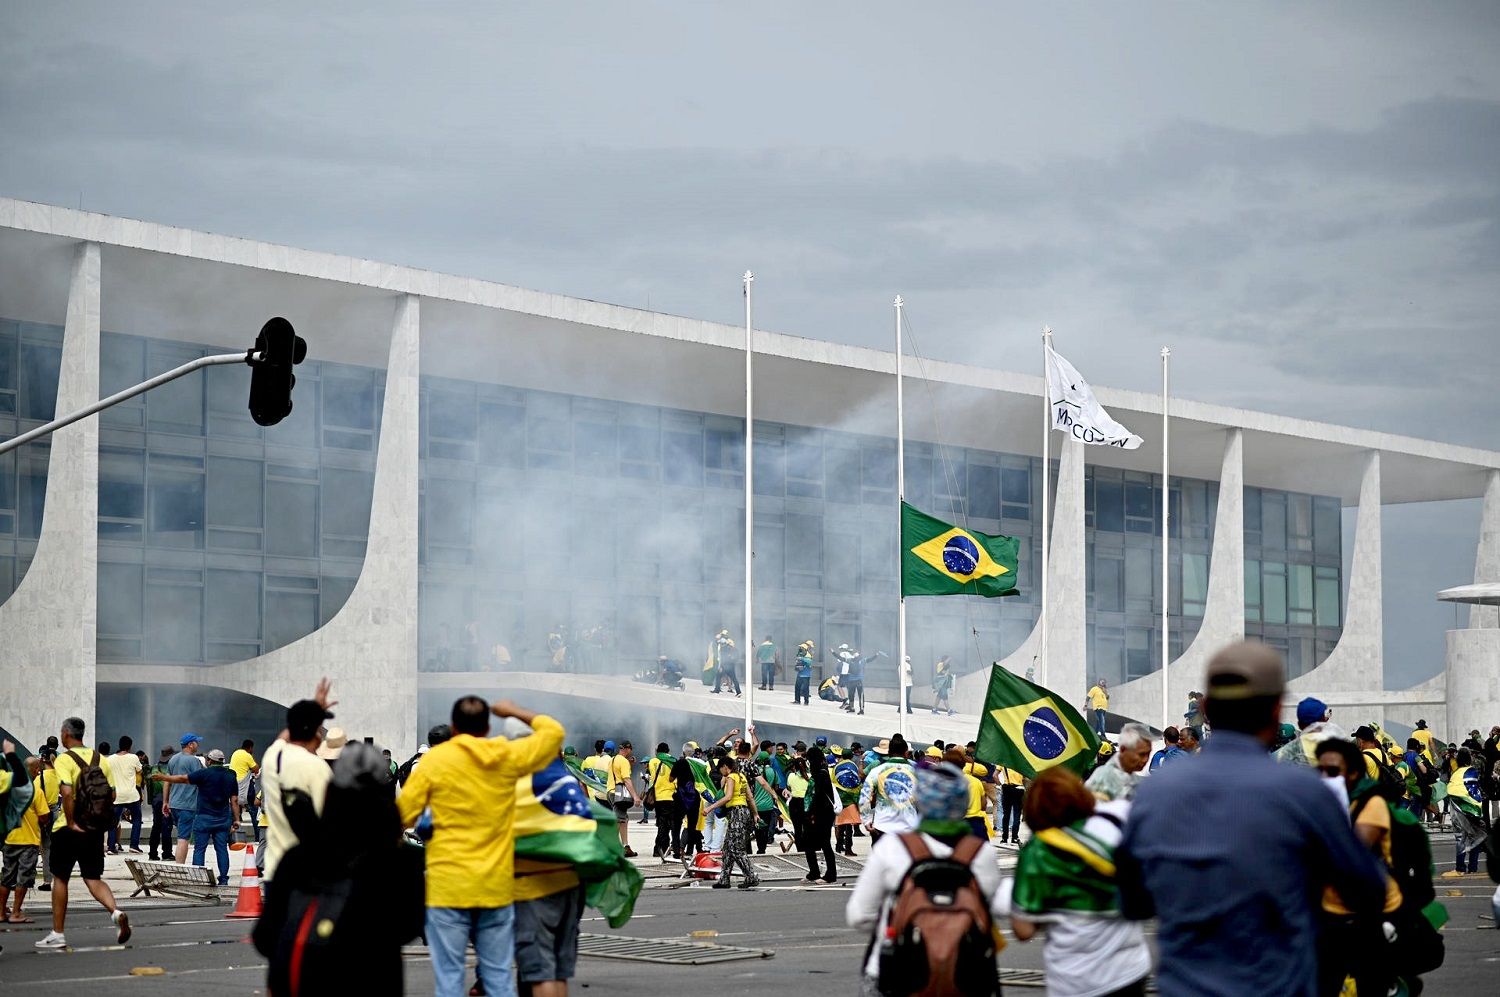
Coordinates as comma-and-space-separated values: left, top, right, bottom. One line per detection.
563, 745, 578, 757
206, 748, 226, 763
814, 735, 828, 747
924, 745, 943, 758
603, 740, 617, 752
179, 732, 203, 748
1296, 697, 1329, 728
1353, 725, 1378, 742
288, 700, 334, 741
1204, 641, 1285, 700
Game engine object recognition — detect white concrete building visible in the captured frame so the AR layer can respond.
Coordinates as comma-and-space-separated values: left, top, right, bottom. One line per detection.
0, 198, 1495, 754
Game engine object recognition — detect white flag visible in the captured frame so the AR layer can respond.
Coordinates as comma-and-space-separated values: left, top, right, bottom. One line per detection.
1044, 346, 1144, 449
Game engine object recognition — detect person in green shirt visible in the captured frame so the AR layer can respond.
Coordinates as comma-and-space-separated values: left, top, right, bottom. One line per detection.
756, 636, 779, 691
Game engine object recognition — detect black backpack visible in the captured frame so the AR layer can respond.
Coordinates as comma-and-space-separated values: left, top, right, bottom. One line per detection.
1351, 792, 1444, 977
1362, 750, 1406, 802
66, 749, 116, 833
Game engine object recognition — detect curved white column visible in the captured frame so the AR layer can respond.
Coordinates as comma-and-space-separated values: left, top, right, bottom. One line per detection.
195, 294, 421, 752
1467, 470, 1500, 630
0, 243, 101, 749
1445, 468, 1500, 738
1112, 428, 1245, 728
1288, 451, 1382, 699
958, 439, 1086, 708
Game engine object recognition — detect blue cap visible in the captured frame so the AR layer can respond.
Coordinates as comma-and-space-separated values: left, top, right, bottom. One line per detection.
603, 740, 617, 751
815, 735, 828, 747
180, 732, 203, 748
1296, 698, 1329, 728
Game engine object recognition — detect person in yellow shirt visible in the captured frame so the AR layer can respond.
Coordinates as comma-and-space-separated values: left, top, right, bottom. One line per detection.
1085, 678, 1110, 739
229, 739, 261, 842
703, 755, 759, 889
1316, 739, 1403, 997
1, 755, 49, 923
397, 696, 563, 997
37, 717, 132, 949
1410, 720, 1436, 760
604, 741, 643, 857
946, 749, 991, 840
646, 742, 680, 861
34, 749, 60, 892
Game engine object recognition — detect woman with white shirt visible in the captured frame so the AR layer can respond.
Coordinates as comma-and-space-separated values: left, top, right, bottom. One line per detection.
1007, 767, 1151, 997
846, 761, 1003, 996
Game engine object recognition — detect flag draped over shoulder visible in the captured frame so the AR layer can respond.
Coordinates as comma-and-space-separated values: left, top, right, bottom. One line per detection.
975, 666, 1099, 778
1045, 346, 1143, 449
1448, 765, 1484, 817
901, 503, 1019, 598
518, 759, 642, 927
563, 756, 609, 798
1011, 823, 1120, 918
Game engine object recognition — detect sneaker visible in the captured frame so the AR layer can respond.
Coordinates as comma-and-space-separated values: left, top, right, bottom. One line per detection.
930, 708, 940, 714
623, 848, 638, 858
112, 909, 132, 944
35, 931, 67, 950
947, 709, 957, 716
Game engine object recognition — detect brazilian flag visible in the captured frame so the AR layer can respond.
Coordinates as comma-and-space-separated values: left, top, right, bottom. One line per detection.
901, 503, 1019, 598
974, 665, 1099, 778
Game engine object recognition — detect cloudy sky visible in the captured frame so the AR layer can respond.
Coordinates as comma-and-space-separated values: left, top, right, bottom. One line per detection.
3, 2, 1497, 688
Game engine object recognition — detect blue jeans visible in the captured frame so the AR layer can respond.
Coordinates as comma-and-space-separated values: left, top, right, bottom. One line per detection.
191, 819, 231, 884
109, 800, 142, 851
427, 905, 516, 997
1093, 708, 1108, 737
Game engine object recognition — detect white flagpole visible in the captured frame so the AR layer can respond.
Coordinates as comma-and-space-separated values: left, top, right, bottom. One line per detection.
895, 296, 907, 744
1040, 327, 1053, 688
744, 271, 755, 736
1160, 346, 1171, 734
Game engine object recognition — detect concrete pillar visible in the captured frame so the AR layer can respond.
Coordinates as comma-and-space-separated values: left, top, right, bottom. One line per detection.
1112, 428, 1244, 727
961, 439, 1087, 707
0, 242, 100, 749
198, 294, 421, 753
1289, 451, 1383, 697
1469, 469, 1500, 629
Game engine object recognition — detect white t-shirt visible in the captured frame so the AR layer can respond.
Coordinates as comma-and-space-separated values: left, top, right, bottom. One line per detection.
106, 753, 143, 805
259, 740, 332, 881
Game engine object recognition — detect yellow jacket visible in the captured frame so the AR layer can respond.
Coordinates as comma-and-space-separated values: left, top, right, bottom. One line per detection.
398, 716, 565, 908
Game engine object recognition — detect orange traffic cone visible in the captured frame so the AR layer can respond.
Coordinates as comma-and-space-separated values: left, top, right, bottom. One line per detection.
225, 842, 263, 919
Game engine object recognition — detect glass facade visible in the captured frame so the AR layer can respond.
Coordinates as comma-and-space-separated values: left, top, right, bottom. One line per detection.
0, 317, 1344, 689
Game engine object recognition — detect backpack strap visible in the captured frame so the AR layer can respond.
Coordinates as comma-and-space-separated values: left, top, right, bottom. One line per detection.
899, 832, 932, 864
950, 834, 985, 866
1092, 810, 1125, 830
65, 748, 95, 771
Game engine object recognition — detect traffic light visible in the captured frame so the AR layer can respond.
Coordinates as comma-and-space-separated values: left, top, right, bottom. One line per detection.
247, 317, 307, 427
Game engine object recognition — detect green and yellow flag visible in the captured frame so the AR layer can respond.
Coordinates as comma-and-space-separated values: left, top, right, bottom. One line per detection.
901, 503, 1019, 598
974, 665, 1099, 779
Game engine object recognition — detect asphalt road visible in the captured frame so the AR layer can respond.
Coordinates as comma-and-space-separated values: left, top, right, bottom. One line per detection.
1, 853, 1495, 994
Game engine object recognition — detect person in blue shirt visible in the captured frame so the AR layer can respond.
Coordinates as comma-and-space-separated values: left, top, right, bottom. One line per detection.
1148, 726, 1187, 771
152, 747, 241, 886
1116, 642, 1386, 997
792, 641, 815, 705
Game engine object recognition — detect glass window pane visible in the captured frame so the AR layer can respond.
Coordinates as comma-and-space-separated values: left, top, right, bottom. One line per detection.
1315, 568, 1340, 628
144, 583, 202, 661
1095, 554, 1123, 613
207, 569, 261, 642
1096, 479, 1124, 533
266, 480, 318, 557
265, 590, 318, 652
1262, 493, 1287, 549
427, 478, 474, 547
663, 431, 702, 486
98, 563, 143, 636
429, 391, 476, 440
1244, 558, 1261, 622
826, 448, 860, 503
824, 529, 859, 592
478, 403, 525, 466
1263, 563, 1287, 624
99, 450, 146, 520
20, 342, 60, 420
149, 472, 204, 548
206, 457, 263, 530
1183, 553, 1209, 617
754, 439, 784, 497
1314, 498, 1341, 555
148, 356, 205, 433
100, 334, 145, 397
1124, 547, 1152, 611
324, 375, 375, 430
966, 464, 1000, 520
321, 574, 357, 626
322, 467, 373, 539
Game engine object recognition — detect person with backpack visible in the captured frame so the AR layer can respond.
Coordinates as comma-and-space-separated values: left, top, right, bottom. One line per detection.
253, 742, 424, 996
35, 716, 132, 950
1353, 725, 1407, 802
1008, 766, 1151, 997
846, 761, 1003, 997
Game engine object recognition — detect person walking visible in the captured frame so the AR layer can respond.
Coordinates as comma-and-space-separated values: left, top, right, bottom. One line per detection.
931, 656, 955, 716
397, 696, 564, 997
646, 743, 680, 861
801, 746, 838, 884
105, 736, 143, 855
897, 655, 914, 715
164, 734, 205, 863
230, 739, 260, 840
1009, 767, 1151, 997
1085, 678, 1109, 739
756, 635, 778, 691
671, 752, 704, 858
782, 754, 809, 854
605, 740, 642, 857
711, 631, 741, 697
703, 755, 759, 889
1115, 643, 1386, 996
35, 718, 132, 949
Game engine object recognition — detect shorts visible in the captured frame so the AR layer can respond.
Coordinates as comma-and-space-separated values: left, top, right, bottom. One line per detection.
515, 885, 585, 983
48, 827, 105, 882
613, 802, 631, 823
1, 843, 39, 889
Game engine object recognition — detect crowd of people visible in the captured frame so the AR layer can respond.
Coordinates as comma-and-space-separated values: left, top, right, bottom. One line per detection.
4, 640, 1498, 995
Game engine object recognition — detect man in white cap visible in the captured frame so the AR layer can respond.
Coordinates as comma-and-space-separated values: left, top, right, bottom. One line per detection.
152, 746, 240, 885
